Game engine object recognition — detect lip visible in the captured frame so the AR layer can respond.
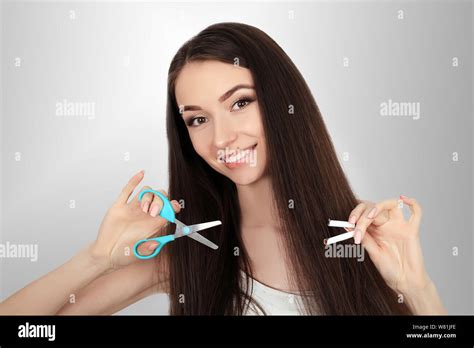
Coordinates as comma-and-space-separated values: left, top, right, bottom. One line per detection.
223, 143, 257, 169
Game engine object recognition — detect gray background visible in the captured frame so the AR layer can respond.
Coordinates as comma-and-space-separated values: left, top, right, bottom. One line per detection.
0, 0, 472, 315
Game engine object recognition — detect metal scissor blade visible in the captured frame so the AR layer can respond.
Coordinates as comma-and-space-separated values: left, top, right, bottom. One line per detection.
186, 220, 222, 234
173, 219, 222, 249
185, 220, 221, 249
186, 232, 218, 250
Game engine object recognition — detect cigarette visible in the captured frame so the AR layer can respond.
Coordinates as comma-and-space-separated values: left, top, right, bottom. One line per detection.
323, 231, 355, 245
324, 219, 357, 245
327, 219, 355, 229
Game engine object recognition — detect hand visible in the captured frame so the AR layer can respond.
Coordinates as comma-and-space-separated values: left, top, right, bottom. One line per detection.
90, 170, 181, 271
347, 196, 432, 297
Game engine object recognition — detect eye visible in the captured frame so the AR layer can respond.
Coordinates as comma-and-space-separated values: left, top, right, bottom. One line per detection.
231, 96, 255, 111
187, 115, 208, 127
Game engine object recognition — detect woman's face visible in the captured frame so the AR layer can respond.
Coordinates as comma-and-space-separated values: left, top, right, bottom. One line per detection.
175, 60, 267, 186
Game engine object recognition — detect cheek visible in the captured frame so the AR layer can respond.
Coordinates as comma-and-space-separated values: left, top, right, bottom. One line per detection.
248, 105, 264, 136
189, 132, 213, 159
246, 111, 267, 168
249, 111, 265, 145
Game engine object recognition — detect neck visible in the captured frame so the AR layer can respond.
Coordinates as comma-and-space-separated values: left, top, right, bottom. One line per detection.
236, 175, 280, 229
237, 175, 293, 290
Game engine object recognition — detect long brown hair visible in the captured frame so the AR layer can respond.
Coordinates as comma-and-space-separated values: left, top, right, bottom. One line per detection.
164, 22, 412, 315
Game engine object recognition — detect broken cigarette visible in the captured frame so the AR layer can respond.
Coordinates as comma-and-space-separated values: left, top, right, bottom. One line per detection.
327, 219, 355, 229
324, 219, 356, 245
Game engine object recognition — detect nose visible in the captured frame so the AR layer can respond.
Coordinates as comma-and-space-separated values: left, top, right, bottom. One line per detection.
212, 116, 238, 149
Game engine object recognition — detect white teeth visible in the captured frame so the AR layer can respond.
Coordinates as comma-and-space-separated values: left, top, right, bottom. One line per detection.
226, 150, 248, 163
224, 145, 255, 163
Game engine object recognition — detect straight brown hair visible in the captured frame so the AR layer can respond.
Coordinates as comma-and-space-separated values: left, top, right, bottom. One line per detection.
164, 22, 412, 315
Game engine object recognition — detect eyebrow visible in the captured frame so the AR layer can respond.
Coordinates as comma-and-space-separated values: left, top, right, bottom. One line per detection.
181, 84, 255, 112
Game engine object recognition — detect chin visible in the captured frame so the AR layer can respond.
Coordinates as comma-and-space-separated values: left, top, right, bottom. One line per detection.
207, 161, 263, 185
223, 166, 265, 186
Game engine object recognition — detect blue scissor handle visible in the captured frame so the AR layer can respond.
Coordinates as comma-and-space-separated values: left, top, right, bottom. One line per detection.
133, 234, 175, 260
138, 189, 175, 223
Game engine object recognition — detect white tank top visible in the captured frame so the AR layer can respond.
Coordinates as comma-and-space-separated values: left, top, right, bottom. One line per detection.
240, 271, 307, 315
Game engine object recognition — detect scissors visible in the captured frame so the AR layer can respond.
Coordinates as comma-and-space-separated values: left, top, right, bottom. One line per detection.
133, 189, 222, 259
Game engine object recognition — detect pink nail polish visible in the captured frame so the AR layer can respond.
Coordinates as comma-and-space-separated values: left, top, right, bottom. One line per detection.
367, 207, 377, 219
142, 201, 150, 213
354, 229, 361, 244
150, 205, 159, 217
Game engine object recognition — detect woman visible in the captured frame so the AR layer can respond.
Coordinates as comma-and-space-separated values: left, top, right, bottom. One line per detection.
0, 22, 446, 315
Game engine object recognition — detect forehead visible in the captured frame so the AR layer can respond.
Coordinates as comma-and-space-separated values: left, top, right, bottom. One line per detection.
175, 60, 254, 106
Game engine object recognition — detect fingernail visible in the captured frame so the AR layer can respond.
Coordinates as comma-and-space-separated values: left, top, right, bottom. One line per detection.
150, 205, 159, 217
400, 195, 410, 201
349, 215, 356, 224
367, 207, 377, 219
142, 201, 150, 213
148, 243, 158, 251
354, 229, 362, 244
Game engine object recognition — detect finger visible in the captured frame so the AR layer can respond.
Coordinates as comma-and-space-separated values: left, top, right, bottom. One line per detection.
368, 207, 391, 227
348, 202, 368, 225
135, 186, 153, 211
400, 195, 422, 228
144, 199, 180, 237
132, 187, 167, 207
133, 188, 168, 204
149, 197, 181, 214
116, 170, 145, 205
353, 204, 377, 244
131, 185, 161, 205
372, 198, 405, 221
130, 217, 170, 243
349, 199, 391, 226
171, 200, 181, 214
354, 198, 405, 244
136, 240, 160, 257
345, 208, 390, 231
148, 189, 169, 217
360, 231, 380, 261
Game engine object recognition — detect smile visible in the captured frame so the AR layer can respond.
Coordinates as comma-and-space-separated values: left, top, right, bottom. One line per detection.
224, 144, 257, 164
216, 144, 258, 169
